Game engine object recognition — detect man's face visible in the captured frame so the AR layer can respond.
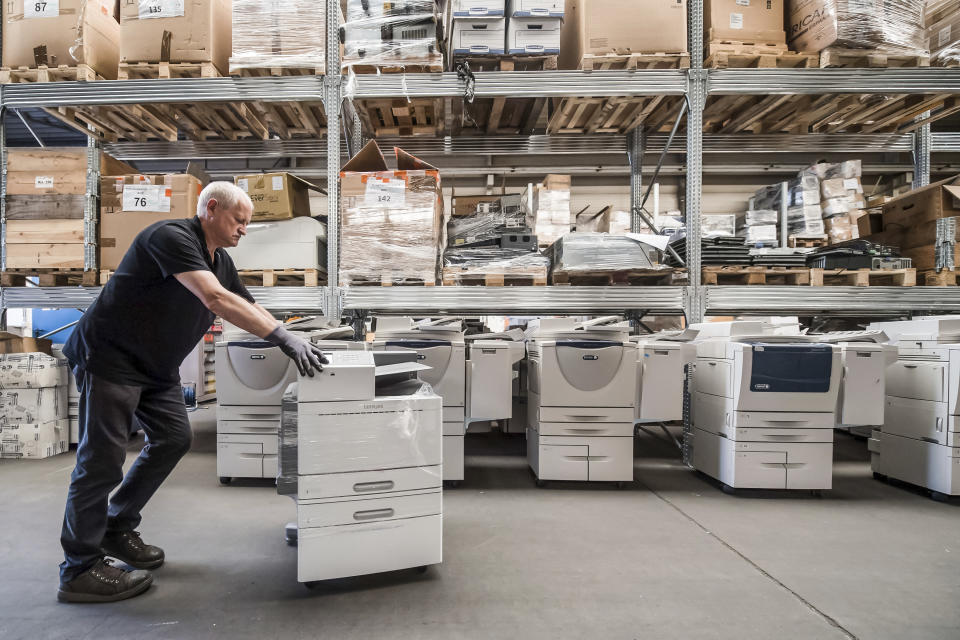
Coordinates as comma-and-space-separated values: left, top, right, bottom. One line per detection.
207, 198, 252, 248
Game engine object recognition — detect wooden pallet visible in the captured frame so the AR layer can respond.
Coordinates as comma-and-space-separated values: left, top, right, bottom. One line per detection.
1, 269, 98, 287
809, 268, 916, 286
701, 266, 811, 285
578, 52, 690, 71
230, 67, 325, 77
343, 274, 437, 286
705, 52, 818, 69
442, 267, 548, 286
0, 64, 100, 83
356, 98, 444, 136
552, 268, 679, 286
548, 94, 683, 135
236, 269, 324, 287
820, 48, 931, 69
118, 61, 222, 79
921, 270, 957, 286
789, 236, 829, 249
453, 55, 557, 72
344, 61, 444, 74
706, 33, 789, 57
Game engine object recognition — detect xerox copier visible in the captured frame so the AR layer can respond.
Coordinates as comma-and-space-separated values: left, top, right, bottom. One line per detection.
371, 317, 523, 484
866, 316, 960, 497
525, 317, 637, 485
278, 350, 443, 583
689, 322, 841, 491
215, 318, 357, 484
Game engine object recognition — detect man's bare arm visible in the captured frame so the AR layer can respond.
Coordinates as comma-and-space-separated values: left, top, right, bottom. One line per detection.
174, 270, 279, 338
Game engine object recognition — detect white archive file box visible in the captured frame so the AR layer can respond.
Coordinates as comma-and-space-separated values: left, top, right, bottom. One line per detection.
450, 0, 506, 15
226, 217, 326, 271
506, 16, 561, 54
450, 17, 506, 54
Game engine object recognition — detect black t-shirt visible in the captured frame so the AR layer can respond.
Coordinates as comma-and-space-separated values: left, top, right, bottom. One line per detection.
64, 216, 254, 387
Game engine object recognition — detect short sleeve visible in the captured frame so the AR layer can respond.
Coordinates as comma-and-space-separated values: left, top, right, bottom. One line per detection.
221, 252, 256, 303
144, 224, 210, 279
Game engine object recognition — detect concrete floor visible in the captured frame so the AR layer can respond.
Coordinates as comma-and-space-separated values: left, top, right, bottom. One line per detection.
0, 408, 958, 640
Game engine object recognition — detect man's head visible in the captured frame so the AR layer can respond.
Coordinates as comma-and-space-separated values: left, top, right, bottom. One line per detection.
197, 181, 254, 249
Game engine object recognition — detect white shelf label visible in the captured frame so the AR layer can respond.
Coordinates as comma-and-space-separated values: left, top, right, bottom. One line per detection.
735, 0, 750, 5
122, 184, 170, 212
729, 13, 744, 29
25, 0, 59, 18
272, 176, 284, 191
138, 0, 184, 19
939, 25, 952, 48
34, 176, 54, 189
237, 178, 249, 192
364, 177, 406, 207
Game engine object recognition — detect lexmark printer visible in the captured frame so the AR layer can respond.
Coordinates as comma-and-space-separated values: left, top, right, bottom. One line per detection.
215, 318, 357, 484
866, 316, 960, 498
525, 317, 637, 485
689, 322, 841, 491
278, 350, 443, 583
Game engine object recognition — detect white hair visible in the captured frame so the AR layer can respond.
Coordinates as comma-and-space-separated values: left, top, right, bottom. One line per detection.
197, 181, 253, 218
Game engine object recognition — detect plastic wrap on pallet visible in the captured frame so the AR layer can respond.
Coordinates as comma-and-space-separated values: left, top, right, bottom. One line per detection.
447, 199, 526, 248
745, 225, 779, 246
702, 215, 736, 238
547, 233, 664, 272
523, 180, 571, 248
277, 382, 299, 496
825, 213, 858, 244
340, 170, 443, 285
229, 0, 328, 72
342, 0, 441, 67
745, 209, 779, 226
442, 248, 550, 274
926, 4, 960, 66
789, 0, 927, 54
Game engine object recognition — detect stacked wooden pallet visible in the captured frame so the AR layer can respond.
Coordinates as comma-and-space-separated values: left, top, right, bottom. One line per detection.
701, 266, 918, 286
442, 264, 548, 287
552, 267, 681, 286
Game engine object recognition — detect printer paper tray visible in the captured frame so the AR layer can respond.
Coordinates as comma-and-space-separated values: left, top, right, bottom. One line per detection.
298, 465, 442, 500
297, 489, 441, 529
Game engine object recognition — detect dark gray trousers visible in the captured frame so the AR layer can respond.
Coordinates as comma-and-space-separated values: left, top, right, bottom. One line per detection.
59, 368, 192, 583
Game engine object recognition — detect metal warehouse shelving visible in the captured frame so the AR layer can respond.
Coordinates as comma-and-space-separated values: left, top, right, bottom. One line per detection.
1, 0, 958, 321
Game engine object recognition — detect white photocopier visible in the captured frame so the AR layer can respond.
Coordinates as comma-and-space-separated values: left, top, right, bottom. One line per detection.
689, 322, 842, 491
215, 318, 357, 484
866, 316, 960, 498
525, 317, 638, 485
278, 350, 443, 583
371, 317, 523, 484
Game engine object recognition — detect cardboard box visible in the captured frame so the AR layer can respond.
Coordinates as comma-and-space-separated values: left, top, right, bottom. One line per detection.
0, 420, 69, 460
450, 17, 506, 54
0, 332, 52, 356
0, 387, 67, 424
787, 0, 884, 53
509, 0, 564, 16
234, 172, 318, 222
339, 141, 443, 286
119, 0, 232, 73
560, 0, 687, 69
452, 195, 502, 217
0, 353, 67, 388
507, 16, 561, 54
881, 175, 960, 230
99, 174, 203, 270
857, 211, 883, 236
706, 0, 786, 44
452, 0, 506, 16
1, 0, 120, 78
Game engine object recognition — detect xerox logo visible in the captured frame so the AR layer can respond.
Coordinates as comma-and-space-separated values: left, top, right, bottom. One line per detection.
753, 383, 770, 390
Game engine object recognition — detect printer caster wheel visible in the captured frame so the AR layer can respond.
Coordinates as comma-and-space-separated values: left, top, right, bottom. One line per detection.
218, 476, 232, 485
872, 472, 888, 483
615, 482, 627, 490
809, 489, 823, 498
931, 490, 951, 503
285, 523, 298, 546
415, 566, 429, 575
535, 479, 547, 488
303, 581, 323, 590
721, 484, 736, 495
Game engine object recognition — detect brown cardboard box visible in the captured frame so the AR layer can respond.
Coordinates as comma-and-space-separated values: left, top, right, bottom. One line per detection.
881, 174, 960, 229
787, 0, 884, 53
6, 148, 135, 196
119, 0, 231, 73
234, 172, 319, 222
2, 0, 120, 78
560, 0, 688, 69
99, 174, 203, 270
339, 141, 443, 286
452, 195, 501, 217
706, 0, 786, 43
0, 332, 52, 356
857, 211, 883, 236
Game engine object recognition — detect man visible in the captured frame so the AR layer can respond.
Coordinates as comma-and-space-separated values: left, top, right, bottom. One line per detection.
58, 181, 326, 603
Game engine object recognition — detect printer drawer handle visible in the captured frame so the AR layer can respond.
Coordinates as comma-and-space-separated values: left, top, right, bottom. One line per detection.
353, 508, 395, 521
903, 365, 919, 369
707, 362, 718, 366
353, 480, 395, 493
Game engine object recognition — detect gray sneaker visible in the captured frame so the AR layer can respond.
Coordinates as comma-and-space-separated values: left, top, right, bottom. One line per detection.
57, 558, 153, 603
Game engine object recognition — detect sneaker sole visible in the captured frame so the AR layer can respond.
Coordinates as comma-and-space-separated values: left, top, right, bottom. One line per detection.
101, 552, 165, 571
57, 574, 153, 603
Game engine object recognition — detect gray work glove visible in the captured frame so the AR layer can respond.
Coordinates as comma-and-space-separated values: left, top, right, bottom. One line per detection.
265, 326, 329, 377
